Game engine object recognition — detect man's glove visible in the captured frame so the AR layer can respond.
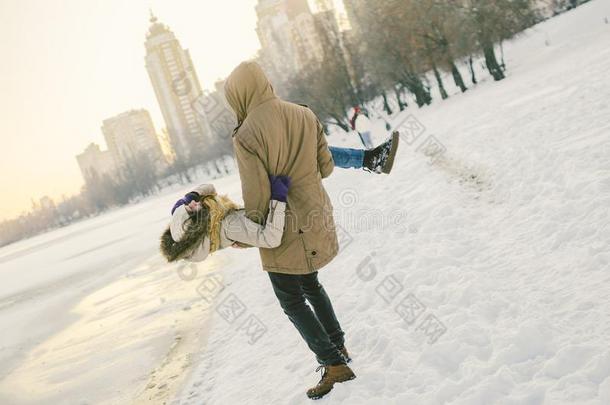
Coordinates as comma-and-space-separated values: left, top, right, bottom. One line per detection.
171, 191, 200, 215
269, 175, 291, 203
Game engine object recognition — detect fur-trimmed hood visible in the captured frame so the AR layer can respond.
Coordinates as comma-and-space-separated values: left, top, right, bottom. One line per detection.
159, 211, 209, 263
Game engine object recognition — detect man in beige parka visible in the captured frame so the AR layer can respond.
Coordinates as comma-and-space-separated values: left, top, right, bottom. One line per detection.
224, 61, 356, 400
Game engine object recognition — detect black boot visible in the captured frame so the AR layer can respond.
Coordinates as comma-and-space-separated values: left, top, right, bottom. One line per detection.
363, 131, 400, 174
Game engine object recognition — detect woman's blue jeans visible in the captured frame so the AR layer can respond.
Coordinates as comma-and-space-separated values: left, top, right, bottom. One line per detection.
329, 146, 364, 169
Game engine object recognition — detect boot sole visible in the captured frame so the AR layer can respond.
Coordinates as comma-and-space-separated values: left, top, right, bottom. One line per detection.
307, 374, 356, 400
382, 131, 400, 174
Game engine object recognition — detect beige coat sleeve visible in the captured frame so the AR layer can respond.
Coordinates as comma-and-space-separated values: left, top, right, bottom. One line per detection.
316, 119, 334, 179
223, 201, 286, 248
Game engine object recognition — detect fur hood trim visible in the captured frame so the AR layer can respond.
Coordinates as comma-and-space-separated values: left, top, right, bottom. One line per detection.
160, 210, 210, 263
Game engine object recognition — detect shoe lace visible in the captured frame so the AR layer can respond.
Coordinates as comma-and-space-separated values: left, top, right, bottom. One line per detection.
314, 365, 328, 382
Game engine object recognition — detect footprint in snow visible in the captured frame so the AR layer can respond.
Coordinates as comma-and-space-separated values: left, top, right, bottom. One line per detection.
432, 155, 495, 195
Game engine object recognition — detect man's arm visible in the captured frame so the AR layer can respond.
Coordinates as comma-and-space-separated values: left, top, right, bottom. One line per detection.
316, 119, 334, 179
224, 201, 286, 248
233, 133, 270, 224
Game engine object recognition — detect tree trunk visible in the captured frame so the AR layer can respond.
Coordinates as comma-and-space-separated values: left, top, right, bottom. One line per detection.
181, 168, 192, 183
468, 56, 477, 84
330, 118, 350, 132
402, 71, 432, 107
413, 81, 432, 107
404, 80, 431, 107
399, 69, 432, 107
382, 91, 393, 115
433, 64, 449, 100
417, 73, 432, 107
451, 62, 467, 92
483, 44, 505, 81
499, 41, 506, 71
394, 86, 408, 111
214, 160, 222, 175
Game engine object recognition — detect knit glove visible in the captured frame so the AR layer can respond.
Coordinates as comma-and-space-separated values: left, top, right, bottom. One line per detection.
269, 175, 291, 203
171, 191, 200, 215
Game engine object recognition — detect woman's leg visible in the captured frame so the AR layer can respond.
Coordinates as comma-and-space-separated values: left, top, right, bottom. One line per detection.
329, 146, 365, 169
329, 131, 400, 174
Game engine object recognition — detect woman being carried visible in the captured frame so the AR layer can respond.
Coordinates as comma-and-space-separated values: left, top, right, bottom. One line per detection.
160, 176, 290, 263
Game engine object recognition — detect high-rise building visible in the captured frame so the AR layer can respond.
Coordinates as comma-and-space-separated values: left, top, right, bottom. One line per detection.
255, 0, 334, 78
76, 143, 116, 183
145, 13, 211, 160
256, 0, 300, 79
342, 0, 366, 35
311, 0, 334, 13
101, 109, 165, 172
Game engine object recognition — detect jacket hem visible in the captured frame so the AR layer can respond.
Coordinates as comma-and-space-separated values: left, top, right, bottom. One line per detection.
262, 250, 338, 274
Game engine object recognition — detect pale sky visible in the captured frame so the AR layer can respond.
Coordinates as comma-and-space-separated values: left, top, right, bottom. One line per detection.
0, 0, 260, 221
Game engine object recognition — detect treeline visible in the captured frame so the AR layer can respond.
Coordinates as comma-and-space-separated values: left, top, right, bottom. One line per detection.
265, 0, 589, 130
0, 154, 233, 248
551, 0, 593, 13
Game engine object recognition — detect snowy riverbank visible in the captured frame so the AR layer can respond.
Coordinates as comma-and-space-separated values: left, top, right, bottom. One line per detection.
174, 2, 610, 404
1, 1, 609, 404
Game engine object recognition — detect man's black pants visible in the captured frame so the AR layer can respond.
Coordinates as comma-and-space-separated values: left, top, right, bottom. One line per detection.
268, 271, 346, 366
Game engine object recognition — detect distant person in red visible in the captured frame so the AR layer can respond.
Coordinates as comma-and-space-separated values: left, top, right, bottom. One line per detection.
350, 106, 374, 149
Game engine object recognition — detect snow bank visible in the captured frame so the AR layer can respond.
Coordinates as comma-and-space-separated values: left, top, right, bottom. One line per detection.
175, 1, 610, 404
1, 1, 609, 403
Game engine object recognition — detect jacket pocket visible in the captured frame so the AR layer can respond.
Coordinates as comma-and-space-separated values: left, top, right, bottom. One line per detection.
298, 230, 313, 271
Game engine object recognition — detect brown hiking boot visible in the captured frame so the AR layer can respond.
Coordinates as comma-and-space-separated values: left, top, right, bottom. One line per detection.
338, 346, 352, 363
306, 363, 356, 400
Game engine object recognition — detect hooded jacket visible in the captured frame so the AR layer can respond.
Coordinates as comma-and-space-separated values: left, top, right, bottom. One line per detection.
224, 61, 338, 275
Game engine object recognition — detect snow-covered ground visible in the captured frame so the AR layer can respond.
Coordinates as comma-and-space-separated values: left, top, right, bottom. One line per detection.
1, 1, 610, 404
